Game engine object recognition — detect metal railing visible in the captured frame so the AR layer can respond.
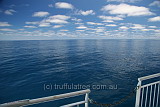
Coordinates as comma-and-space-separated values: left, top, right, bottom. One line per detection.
135, 73, 160, 107
0, 89, 90, 107
0, 73, 159, 107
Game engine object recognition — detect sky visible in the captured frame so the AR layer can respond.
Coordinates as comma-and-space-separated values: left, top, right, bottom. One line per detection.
0, 0, 160, 40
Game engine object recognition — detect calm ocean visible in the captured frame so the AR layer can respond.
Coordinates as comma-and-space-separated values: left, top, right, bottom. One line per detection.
0, 39, 160, 107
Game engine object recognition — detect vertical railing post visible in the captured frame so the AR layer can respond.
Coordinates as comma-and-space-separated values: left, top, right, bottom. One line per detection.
135, 79, 141, 107
85, 93, 89, 107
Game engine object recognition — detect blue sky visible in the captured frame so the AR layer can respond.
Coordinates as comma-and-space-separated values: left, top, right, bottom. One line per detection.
0, 0, 160, 40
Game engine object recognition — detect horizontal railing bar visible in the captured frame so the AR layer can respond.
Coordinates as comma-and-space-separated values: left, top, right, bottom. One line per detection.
141, 81, 160, 88
60, 101, 86, 107
0, 100, 29, 107
138, 73, 160, 81
0, 89, 90, 107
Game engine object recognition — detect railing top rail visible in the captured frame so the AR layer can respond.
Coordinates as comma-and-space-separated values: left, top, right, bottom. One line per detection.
0, 89, 90, 107
138, 73, 160, 81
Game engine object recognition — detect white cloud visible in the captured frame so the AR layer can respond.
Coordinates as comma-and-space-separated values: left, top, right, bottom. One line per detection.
95, 28, 105, 32
60, 29, 68, 32
45, 15, 70, 24
106, 24, 117, 27
0, 22, 12, 27
26, 21, 51, 27
119, 26, 129, 30
48, 4, 54, 8
53, 25, 64, 28
15, 30, 56, 37
55, 2, 74, 9
24, 26, 37, 28
71, 18, 82, 22
9, 4, 16, 8
87, 22, 96, 25
25, 21, 39, 25
77, 10, 95, 16
76, 25, 87, 29
0, 28, 16, 31
149, 26, 157, 28
102, 20, 114, 23
107, 0, 142, 3
75, 22, 84, 25
141, 29, 153, 32
4, 9, 16, 15
87, 22, 104, 25
96, 23, 104, 25
97, 27, 105, 29
32, 11, 49, 17
130, 24, 145, 29
39, 23, 51, 27
49, 15, 70, 20
101, 3, 154, 16
76, 30, 85, 32
47, 19, 68, 24
154, 29, 160, 32
148, 16, 160, 22
18, 29, 25, 31
98, 16, 123, 22
149, 1, 160, 7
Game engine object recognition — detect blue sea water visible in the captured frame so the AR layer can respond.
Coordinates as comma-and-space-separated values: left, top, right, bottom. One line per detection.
0, 39, 160, 107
